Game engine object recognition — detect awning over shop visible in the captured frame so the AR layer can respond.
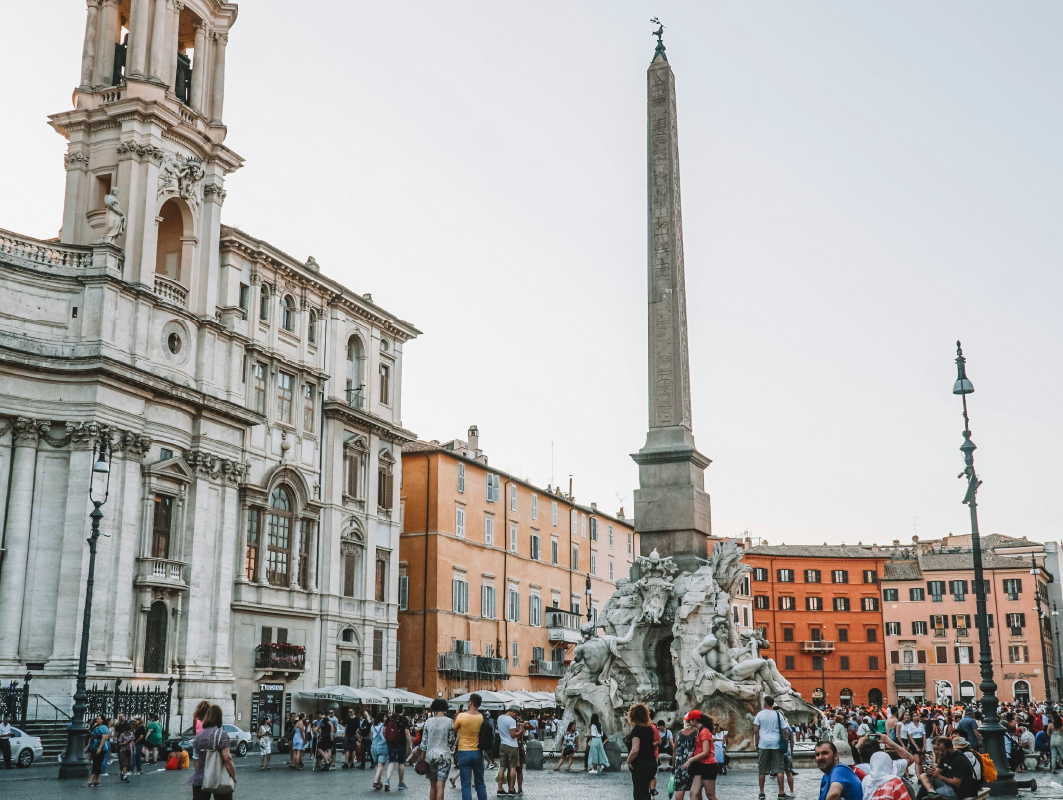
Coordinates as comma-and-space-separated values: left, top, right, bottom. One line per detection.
299, 685, 389, 704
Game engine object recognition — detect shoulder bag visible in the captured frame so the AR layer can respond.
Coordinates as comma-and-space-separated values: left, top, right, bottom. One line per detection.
202, 728, 236, 795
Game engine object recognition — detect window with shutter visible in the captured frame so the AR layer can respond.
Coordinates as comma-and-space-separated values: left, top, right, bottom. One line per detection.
343, 553, 355, 597
398, 575, 408, 610
868, 656, 879, 670
912, 621, 927, 635
457, 463, 465, 493
890, 650, 900, 664
840, 656, 850, 671
937, 646, 948, 663
917, 650, 927, 664
532, 495, 537, 519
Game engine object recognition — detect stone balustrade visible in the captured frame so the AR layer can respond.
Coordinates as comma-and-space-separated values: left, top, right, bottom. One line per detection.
154, 275, 188, 308
135, 557, 188, 590
0, 228, 94, 270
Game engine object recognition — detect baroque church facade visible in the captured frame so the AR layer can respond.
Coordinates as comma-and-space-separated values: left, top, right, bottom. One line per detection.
0, 0, 418, 730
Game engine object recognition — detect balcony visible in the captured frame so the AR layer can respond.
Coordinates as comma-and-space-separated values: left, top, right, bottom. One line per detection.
800, 640, 835, 654
255, 643, 306, 673
154, 275, 188, 308
546, 609, 583, 644
529, 659, 565, 678
933, 630, 947, 638
0, 227, 94, 270
437, 652, 510, 679
894, 669, 926, 688
134, 557, 188, 591
345, 386, 365, 411
955, 628, 970, 639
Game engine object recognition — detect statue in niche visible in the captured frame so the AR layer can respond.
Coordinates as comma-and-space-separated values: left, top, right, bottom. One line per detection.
98, 188, 126, 245
158, 153, 206, 218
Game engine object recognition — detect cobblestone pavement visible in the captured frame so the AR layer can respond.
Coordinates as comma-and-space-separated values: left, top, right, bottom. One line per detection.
2, 756, 1062, 800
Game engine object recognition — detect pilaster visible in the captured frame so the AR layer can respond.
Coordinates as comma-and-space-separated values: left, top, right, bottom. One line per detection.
149, 0, 169, 81
128, 0, 150, 78
79, 0, 100, 90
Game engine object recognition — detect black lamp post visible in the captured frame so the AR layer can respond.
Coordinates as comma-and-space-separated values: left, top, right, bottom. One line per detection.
58, 430, 111, 780
952, 342, 1016, 795
1031, 555, 1053, 704
1052, 602, 1062, 701
585, 574, 593, 624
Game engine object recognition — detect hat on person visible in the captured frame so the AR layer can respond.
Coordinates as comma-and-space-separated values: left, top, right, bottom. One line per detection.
952, 736, 970, 750
684, 710, 703, 722
507, 705, 521, 713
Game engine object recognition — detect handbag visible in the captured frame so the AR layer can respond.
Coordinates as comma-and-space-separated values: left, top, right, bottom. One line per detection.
415, 757, 430, 776
202, 728, 236, 795
776, 711, 789, 753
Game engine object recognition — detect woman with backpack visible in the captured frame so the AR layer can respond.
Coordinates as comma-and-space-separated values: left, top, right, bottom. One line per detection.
188, 704, 236, 799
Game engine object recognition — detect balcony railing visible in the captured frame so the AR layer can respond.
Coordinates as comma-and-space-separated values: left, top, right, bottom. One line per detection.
135, 557, 187, 590
437, 652, 510, 679
800, 640, 835, 654
894, 669, 926, 688
546, 609, 583, 644
254, 644, 306, 672
933, 629, 947, 638
529, 659, 565, 678
0, 228, 94, 270
154, 275, 188, 308
345, 387, 365, 411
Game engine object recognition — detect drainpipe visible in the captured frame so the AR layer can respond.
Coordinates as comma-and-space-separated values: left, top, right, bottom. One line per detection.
421, 453, 430, 687
503, 478, 511, 680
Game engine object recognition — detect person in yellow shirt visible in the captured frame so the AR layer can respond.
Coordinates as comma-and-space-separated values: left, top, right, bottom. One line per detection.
453, 694, 489, 800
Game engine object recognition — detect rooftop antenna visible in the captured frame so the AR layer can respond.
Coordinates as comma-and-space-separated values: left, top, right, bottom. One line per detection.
551, 440, 554, 487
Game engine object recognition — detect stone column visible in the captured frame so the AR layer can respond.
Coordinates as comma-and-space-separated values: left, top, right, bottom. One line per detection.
0, 419, 48, 664
79, 0, 100, 89
148, 0, 169, 81
94, 0, 120, 88
167, 1, 185, 94
128, 0, 151, 78
189, 20, 208, 113
209, 30, 228, 123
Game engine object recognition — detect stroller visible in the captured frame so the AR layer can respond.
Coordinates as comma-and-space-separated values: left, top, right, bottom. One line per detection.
714, 732, 729, 775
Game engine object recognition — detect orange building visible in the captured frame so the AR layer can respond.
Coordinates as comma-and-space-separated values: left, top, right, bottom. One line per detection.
396, 428, 637, 698
744, 544, 889, 709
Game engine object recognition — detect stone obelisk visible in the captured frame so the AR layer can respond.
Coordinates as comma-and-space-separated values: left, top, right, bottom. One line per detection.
632, 30, 712, 572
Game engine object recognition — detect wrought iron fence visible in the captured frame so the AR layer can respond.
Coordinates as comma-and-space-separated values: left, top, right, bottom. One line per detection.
0, 673, 30, 724
85, 678, 175, 736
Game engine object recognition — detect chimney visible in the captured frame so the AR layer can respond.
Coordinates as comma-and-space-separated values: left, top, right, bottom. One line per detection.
618, 507, 625, 519
569, 475, 573, 499
591, 502, 597, 511
468, 425, 480, 456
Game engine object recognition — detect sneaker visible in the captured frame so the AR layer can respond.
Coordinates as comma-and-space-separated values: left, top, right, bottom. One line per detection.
398, 783, 408, 790
588, 769, 598, 775
498, 792, 510, 797
384, 784, 390, 792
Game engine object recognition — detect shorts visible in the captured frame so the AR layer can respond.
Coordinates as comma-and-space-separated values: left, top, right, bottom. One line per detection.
387, 744, 407, 763
757, 748, 784, 775
344, 737, 359, 752
425, 752, 453, 781
498, 744, 520, 770
371, 743, 389, 765
692, 762, 719, 780
562, 746, 575, 757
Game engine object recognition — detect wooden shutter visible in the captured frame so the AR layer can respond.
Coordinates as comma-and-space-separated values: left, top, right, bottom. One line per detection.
917, 650, 927, 664
890, 650, 900, 664
937, 646, 947, 663
343, 554, 355, 597
1017, 579, 1023, 594
951, 615, 957, 628
1020, 613, 1026, 627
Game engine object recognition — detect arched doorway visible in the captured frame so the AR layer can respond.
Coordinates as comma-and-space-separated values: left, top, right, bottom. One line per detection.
960, 681, 976, 701
1014, 680, 1031, 703
143, 601, 168, 673
346, 336, 366, 406
840, 688, 853, 707
868, 688, 883, 707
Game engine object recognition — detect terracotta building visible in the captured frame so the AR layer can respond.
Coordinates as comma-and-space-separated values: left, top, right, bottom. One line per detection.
881, 534, 1057, 705
744, 544, 889, 709
396, 428, 637, 698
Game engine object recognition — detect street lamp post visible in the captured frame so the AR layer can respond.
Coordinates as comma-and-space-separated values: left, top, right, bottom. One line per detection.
585, 574, 593, 624
1052, 602, 1062, 700
58, 430, 111, 780
952, 342, 1016, 795
1031, 555, 1053, 704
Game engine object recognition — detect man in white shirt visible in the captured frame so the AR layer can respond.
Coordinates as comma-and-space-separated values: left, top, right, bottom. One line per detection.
0, 716, 12, 769
495, 706, 522, 796
753, 696, 792, 800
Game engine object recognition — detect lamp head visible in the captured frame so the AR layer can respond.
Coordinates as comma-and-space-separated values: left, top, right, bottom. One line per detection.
92, 441, 110, 474
953, 341, 975, 395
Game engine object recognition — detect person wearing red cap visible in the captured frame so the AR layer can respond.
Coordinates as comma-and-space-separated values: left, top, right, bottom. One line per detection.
681, 710, 719, 800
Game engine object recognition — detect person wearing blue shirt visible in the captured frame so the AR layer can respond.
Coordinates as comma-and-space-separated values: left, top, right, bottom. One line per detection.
815, 741, 863, 800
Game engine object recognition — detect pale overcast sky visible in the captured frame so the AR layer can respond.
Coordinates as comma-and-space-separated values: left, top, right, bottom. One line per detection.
5, 2, 1062, 547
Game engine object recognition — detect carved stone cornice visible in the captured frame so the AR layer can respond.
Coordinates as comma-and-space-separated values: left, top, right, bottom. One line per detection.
66, 421, 107, 450
186, 449, 247, 485
203, 184, 227, 206
13, 418, 50, 447
113, 429, 153, 462
64, 152, 90, 171
116, 141, 166, 164
0, 421, 10, 439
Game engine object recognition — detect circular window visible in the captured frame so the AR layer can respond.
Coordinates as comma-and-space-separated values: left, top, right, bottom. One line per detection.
167, 332, 182, 354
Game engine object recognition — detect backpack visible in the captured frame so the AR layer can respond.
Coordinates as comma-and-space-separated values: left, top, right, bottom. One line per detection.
977, 750, 997, 782
478, 716, 495, 752
384, 717, 401, 744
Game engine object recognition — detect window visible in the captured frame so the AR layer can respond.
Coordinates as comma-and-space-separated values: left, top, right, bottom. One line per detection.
840, 656, 850, 671
486, 474, 500, 503
956, 646, 974, 664
832, 570, 849, 584
627, 532, 633, 554
838, 628, 849, 642
863, 570, 877, 584
862, 597, 880, 611
532, 646, 545, 663
804, 569, 821, 583
890, 650, 900, 664
1009, 645, 1029, 663
552, 501, 558, 526
452, 578, 469, 613
375, 558, 387, 602
886, 622, 901, 636
952, 614, 972, 634
883, 588, 898, 602
160, 448, 173, 461
806, 596, 823, 611
571, 598, 581, 615
530, 594, 542, 627
591, 554, 597, 576
457, 463, 465, 494
975, 613, 994, 630
531, 534, 541, 560
455, 507, 465, 539
259, 285, 269, 321
778, 596, 796, 610
245, 508, 259, 581
345, 450, 361, 498
912, 621, 928, 635
754, 595, 770, 610
373, 629, 383, 671
396, 641, 401, 671
398, 574, 408, 610
265, 487, 293, 587
571, 545, 579, 570
378, 363, 391, 405
609, 560, 614, 581
508, 587, 520, 622
1003, 579, 1022, 600
303, 384, 315, 431
1006, 613, 1026, 634
743, 608, 749, 627
277, 371, 293, 423
590, 518, 598, 541
377, 466, 394, 510
484, 517, 494, 546
866, 627, 877, 642
777, 569, 794, 583
928, 580, 946, 601
550, 538, 558, 564
782, 628, 794, 642
833, 597, 850, 612
297, 519, 312, 588
950, 580, 968, 600
282, 295, 295, 332
917, 649, 927, 664
307, 310, 316, 343
343, 552, 357, 597
868, 656, 879, 670
784, 656, 795, 671
581, 514, 586, 538
910, 587, 925, 602
511, 641, 519, 668
151, 495, 173, 559
976, 579, 991, 596
252, 363, 266, 414
509, 525, 518, 554
481, 585, 496, 618
608, 525, 613, 547
812, 656, 824, 671
510, 484, 517, 512
753, 568, 769, 582
932, 614, 948, 633
532, 495, 538, 520
740, 577, 750, 596
238, 283, 249, 318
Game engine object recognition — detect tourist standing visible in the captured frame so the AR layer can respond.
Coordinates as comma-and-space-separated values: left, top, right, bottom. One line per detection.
189, 704, 237, 799
554, 722, 578, 772
259, 715, 273, 770
625, 703, 657, 800
133, 717, 147, 775
87, 714, 110, 787
753, 696, 789, 800
496, 705, 522, 795
359, 710, 374, 769
343, 708, 359, 768
671, 714, 698, 800
0, 716, 12, 770
418, 698, 454, 800
682, 711, 719, 800
116, 720, 136, 782
290, 713, 307, 770
453, 694, 488, 800
587, 713, 609, 774
316, 710, 335, 770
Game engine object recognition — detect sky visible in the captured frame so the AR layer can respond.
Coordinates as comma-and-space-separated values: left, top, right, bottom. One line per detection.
4, 2, 1062, 547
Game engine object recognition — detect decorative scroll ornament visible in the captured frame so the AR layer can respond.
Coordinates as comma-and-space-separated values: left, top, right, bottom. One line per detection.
186, 449, 246, 484
13, 417, 50, 445
158, 154, 206, 218
116, 142, 166, 162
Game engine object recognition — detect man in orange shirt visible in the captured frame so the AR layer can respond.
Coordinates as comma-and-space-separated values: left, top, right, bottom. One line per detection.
454, 693, 488, 800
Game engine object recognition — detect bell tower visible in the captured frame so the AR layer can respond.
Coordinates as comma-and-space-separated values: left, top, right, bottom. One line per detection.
49, 0, 243, 317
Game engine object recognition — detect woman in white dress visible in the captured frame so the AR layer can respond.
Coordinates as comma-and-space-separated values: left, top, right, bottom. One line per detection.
259, 716, 273, 770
